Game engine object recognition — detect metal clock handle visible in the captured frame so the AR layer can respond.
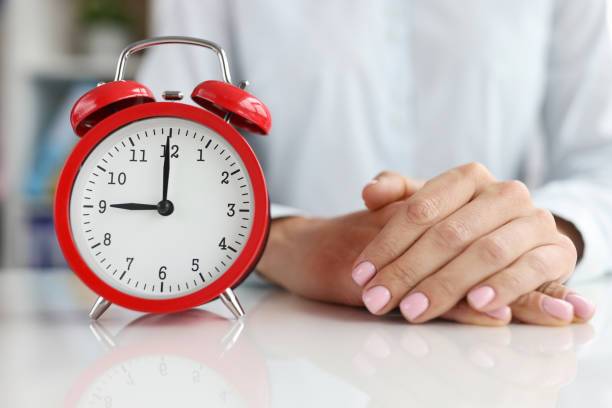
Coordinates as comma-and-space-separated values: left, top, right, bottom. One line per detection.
114, 36, 233, 84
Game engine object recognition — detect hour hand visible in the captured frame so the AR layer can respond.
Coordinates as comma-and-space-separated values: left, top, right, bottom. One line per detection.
110, 203, 158, 210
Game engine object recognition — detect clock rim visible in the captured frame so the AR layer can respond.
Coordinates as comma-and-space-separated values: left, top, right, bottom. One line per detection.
54, 102, 270, 313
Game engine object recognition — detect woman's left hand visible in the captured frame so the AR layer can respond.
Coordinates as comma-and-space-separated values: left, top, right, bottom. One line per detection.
352, 164, 595, 324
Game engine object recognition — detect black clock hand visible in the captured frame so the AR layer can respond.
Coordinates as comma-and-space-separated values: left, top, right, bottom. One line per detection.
162, 129, 171, 202
110, 203, 158, 210
156, 129, 175, 216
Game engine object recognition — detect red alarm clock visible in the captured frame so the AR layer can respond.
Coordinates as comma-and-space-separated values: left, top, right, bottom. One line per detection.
54, 37, 271, 320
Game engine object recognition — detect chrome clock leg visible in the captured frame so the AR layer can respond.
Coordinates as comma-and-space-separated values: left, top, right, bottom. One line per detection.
89, 296, 112, 320
219, 288, 245, 319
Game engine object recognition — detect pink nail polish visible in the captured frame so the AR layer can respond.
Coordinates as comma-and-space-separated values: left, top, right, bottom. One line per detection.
365, 179, 379, 187
565, 294, 596, 319
400, 292, 429, 321
362, 286, 391, 314
542, 297, 574, 320
467, 286, 496, 309
485, 306, 511, 320
352, 261, 377, 287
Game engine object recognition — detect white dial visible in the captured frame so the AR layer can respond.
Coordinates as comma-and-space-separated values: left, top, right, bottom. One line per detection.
69, 117, 254, 299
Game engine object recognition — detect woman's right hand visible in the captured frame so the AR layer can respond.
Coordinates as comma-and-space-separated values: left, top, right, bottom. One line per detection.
255, 198, 592, 325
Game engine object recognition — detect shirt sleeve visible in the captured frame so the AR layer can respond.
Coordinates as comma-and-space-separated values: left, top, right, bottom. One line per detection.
531, 0, 612, 281
270, 203, 304, 219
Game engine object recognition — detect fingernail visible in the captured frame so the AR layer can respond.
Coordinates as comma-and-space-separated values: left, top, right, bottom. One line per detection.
542, 297, 574, 320
352, 261, 377, 287
467, 286, 496, 309
485, 306, 511, 320
399, 292, 429, 321
363, 286, 391, 314
565, 294, 596, 319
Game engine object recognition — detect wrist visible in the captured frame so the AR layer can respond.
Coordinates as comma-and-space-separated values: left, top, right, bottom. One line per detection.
255, 216, 309, 284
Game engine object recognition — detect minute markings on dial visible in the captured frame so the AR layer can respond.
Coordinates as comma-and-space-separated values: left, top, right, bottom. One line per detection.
79, 124, 252, 296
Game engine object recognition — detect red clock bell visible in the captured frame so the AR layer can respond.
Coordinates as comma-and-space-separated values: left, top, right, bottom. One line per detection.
54, 37, 271, 320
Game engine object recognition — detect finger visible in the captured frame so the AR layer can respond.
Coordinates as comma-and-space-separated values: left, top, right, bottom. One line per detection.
439, 300, 511, 326
353, 162, 495, 287
466, 235, 576, 313
362, 171, 424, 211
510, 290, 574, 326
538, 281, 596, 323
358, 180, 533, 309
397, 209, 557, 322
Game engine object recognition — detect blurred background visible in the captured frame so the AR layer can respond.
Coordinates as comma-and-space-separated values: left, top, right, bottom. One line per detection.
1, 0, 612, 269
0, 0, 148, 268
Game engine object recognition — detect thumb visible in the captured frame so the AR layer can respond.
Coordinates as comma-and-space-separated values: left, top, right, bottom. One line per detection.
362, 170, 425, 211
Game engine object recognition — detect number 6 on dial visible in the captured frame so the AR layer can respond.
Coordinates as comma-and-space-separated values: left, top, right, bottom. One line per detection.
55, 37, 271, 320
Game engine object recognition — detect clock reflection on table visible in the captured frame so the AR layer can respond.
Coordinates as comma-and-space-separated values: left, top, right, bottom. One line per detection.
63, 310, 268, 408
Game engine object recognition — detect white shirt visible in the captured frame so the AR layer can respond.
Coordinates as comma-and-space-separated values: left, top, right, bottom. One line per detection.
138, 0, 612, 280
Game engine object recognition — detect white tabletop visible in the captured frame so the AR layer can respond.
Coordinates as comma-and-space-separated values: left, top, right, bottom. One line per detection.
1, 269, 611, 408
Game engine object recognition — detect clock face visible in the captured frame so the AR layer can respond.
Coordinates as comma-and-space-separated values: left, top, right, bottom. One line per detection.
69, 116, 255, 299
76, 354, 247, 408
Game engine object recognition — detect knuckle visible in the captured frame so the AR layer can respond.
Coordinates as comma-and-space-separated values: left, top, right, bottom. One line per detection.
538, 281, 571, 299
385, 262, 420, 289
478, 235, 510, 264
371, 239, 399, 262
534, 208, 555, 228
502, 272, 524, 295
498, 180, 530, 202
461, 162, 488, 178
558, 235, 578, 265
431, 219, 471, 251
428, 276, 457, 300
405, 197, 440, 225
513, 291, 538, 308
525, 249, 552, 277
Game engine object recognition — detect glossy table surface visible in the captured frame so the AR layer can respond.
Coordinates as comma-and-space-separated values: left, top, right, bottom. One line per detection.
1, 269, 611, 408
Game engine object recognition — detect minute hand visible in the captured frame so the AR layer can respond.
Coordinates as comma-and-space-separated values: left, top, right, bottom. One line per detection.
110, 203, 158, 210
162, 129, 171, 201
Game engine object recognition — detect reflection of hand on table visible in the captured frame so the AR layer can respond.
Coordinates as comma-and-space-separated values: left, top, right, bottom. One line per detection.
246, 290, 594, 408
